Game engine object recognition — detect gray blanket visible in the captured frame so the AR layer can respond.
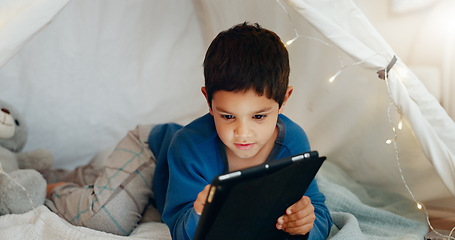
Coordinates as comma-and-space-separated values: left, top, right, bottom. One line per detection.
318, 161, 429, 240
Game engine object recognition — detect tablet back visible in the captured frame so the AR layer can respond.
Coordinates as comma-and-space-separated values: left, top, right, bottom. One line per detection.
193, 151, 326, 240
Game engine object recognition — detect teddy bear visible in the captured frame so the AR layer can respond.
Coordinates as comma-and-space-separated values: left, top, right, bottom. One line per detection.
0, 99, 53, 215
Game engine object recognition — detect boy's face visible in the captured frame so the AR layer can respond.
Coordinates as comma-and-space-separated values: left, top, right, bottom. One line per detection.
202, 87, 292, 169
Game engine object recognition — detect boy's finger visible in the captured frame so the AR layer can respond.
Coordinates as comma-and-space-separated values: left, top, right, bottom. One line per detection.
284, 221, 314, 236
276, 216, 285, 230
285, 199, 313, 222
194, 184, 211, 215
286, 196, 310, 215
283, 211, 315, 228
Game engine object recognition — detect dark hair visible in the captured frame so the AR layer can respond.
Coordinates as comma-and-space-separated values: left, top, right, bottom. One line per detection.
203, 22, 290, 107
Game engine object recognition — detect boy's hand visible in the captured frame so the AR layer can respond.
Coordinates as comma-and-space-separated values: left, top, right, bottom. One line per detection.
276, 196, 315, 236
194, 184, 211, 215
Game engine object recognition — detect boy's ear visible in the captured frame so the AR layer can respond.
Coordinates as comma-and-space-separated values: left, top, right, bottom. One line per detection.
278, 86, 293, 114
201, 87, 213, 115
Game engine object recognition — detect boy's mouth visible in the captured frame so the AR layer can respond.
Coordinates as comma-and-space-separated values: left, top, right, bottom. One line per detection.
234, 143, 254, 150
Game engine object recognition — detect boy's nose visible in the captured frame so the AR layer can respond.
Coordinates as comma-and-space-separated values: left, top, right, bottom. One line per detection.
234, 121, 251, 138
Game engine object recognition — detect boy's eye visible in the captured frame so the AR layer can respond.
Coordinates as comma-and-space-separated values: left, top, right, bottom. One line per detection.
253, 115, 266, 120
221, 115, 235, 120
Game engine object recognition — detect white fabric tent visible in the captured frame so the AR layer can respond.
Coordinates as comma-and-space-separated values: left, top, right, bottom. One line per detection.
289, 0, 455, 197
0, 0, 454, 238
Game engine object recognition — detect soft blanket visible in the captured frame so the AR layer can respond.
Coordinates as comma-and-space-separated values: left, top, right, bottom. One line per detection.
0, 161, 428, 240
318, 161, 429, 240
0, 205, 170, 240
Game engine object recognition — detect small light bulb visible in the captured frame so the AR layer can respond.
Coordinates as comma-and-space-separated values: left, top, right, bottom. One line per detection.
386, 139, 393, 144
286, 36, 298, 46
329, 70, 342, 83
286, 39, 295, 46
417, 203, 422, 209
398, 120, 403, 130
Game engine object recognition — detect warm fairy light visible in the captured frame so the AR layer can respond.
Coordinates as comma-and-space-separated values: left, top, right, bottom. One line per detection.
277, 0, 455, 237
329, 69, 343, 83
286, 36, 298, 46
417, 202, 422, 210
277, 0, 299, 48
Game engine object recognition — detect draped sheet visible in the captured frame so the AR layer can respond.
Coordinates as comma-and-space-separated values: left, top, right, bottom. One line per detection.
286, 0, 455, 197
0, 0, 69, 67
0, 0, 453, 206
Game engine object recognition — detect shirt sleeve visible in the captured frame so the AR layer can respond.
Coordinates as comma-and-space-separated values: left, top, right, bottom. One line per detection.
282, 179, 332, 240
161, 130, 223, 240
279, 115, 333, 239
305, 179, 333, 240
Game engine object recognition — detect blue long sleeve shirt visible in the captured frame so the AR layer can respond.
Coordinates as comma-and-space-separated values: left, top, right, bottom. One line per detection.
149, 113, 332, 240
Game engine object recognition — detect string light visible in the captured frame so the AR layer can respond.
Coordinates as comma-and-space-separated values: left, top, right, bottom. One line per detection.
0, 155, 63, 235
384, 68, 455, 240
0, 164, 41, 217
328, 69, 342, 83
328, 56, 378, 83
277, 0, 455, 238
286, 36, 298, 47
277, 0, 300, 47
279, 0, 455, 234
277, 0, 380, 83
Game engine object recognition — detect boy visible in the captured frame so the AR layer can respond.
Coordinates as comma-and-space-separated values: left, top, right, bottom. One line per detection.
151, 22, 332, 239
46, 22, 332, 239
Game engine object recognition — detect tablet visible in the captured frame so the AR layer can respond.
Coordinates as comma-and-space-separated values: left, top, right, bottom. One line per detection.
193, 151, 326, 240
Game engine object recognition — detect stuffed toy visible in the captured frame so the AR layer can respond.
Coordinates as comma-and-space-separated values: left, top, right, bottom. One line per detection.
0, 100, 53, 215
